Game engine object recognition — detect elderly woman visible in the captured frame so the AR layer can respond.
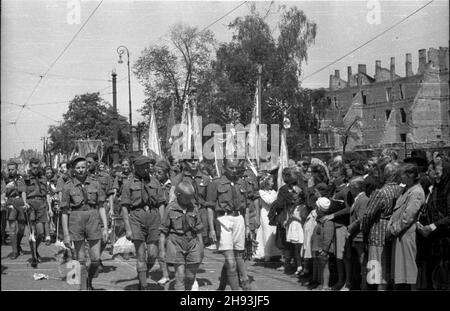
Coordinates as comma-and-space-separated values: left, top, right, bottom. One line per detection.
387, 162, 426, 290
254, 172, 281, 263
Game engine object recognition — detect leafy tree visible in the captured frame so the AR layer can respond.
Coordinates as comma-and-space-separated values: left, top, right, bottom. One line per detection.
211, 4, 318, 156
134, 23, 217, 148
47, 92, 130, 158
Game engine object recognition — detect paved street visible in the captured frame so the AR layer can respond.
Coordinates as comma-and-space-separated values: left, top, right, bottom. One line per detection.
1, 234, 308, 291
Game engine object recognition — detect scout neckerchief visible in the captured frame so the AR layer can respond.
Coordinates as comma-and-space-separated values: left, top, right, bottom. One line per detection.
230, 179, 240, 212
78, 180, 89, 205
32, 175, 43, 196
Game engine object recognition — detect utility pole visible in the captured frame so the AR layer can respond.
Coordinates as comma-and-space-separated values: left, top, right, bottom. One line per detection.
112, 71, 119, 165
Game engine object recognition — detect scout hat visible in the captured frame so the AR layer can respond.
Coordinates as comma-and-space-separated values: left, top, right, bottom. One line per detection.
133, 155, 152, 167
70, 156, 86, 168
316, 197, 331, 212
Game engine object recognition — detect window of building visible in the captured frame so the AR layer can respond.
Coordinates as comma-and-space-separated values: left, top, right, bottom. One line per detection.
385, 109, 391, 120
352, 93, 356, 98
400, 108, 406, 123
334, 97, 337, 108
400, 133, 407, 142
399, 84, 404, 99
362, 91, 367, 105
386, 87, 392, 101
327, 97, 331, 106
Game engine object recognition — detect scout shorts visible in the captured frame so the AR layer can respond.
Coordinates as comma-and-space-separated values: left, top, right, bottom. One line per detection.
217, 214, 245, 251
28, 198, 49, 223
69, 209, 102, 241
129, 208, 160, 244
165, 234, 203, 265
7, 198, 25, 222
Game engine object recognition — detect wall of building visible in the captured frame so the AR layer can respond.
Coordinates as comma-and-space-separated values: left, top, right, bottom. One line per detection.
317, 47, 449, 152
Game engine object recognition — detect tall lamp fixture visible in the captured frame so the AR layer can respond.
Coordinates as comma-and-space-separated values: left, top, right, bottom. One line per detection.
117, 45, 133, 153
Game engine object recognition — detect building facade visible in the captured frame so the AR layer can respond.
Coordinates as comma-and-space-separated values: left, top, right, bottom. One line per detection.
312, 47, 449, 159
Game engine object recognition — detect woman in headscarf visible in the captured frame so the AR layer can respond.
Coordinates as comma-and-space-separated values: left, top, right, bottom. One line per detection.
417, 160, 450, 290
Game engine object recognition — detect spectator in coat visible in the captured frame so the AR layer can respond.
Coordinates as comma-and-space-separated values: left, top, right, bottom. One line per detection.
417, 160, 450, 290
387, 162, 426, 290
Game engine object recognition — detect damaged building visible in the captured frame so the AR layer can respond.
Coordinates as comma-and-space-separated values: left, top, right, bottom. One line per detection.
311, 47, 450, 159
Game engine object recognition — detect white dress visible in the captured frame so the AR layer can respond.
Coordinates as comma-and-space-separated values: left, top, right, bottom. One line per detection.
286, 206, 304, 244
254, 190, 282, 260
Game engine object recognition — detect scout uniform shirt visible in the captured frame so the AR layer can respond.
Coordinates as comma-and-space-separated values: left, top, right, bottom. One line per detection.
206, 175, 250, 214
120, 177, 156, 211
60, 176, 106, 214
170, 169, 210, 206
160, 201, 203, 239
23, 173, 48, 199
95, 170, 115, 201
147, 176, 166, 209
5, 174, 26, 207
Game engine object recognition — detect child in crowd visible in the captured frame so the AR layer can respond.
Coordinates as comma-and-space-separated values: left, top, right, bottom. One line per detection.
301, 202, 318, 285
311, 197, 335, 290
286, 201, 304, 275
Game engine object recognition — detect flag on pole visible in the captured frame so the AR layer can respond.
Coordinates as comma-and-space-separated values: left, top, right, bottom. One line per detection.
277, 128, 289, 190
142, 138, 148, 156
147, 104, 162, 159
192, 102, 203, 161
248, 77, 260, 166
166, 99, 176, 152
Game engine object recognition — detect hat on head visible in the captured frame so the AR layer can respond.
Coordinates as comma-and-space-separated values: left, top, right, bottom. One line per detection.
85, 153, 98, 161
155, 160, 170, 172
70, 156, 86, 168
133, 155, 152, 167
316, 197, 331, 212
7, 159, 18, 166
404, 149, 428, 169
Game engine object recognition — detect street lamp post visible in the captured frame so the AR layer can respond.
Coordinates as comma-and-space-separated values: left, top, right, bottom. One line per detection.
117, 45, 133, 153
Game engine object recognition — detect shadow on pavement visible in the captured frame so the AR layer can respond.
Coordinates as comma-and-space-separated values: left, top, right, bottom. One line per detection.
1, 265, 8, 274
124, 283, 164, 291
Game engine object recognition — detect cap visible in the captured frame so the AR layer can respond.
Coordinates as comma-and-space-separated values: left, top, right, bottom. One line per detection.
133, 155, 152, 167
316, 197, 331, 211
7, 159, 18, 166
70, 156, 86, 167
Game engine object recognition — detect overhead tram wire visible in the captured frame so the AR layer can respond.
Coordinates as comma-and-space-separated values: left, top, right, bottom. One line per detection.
14, 0, 104, 124
300, 0, 435, 83
199, 1, 248, 34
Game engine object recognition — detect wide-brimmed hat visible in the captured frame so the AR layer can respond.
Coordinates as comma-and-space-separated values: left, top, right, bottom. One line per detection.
404, 149, 428, 168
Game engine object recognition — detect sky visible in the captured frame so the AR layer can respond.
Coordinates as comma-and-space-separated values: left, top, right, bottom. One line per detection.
1, 0, 448, 160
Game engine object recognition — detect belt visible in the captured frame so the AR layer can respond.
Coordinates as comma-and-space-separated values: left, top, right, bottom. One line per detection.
28, 196, 45, 200
71, 205, 96, 212
217, 210, 241, 217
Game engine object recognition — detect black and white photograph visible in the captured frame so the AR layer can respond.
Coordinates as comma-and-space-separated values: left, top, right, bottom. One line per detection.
1, 0, 449, 295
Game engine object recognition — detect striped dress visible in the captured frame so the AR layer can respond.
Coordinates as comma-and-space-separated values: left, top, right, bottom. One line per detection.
361, 182, 403, 285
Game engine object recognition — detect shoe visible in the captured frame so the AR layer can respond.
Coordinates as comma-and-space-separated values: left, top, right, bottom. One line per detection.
307, 281, 319, 290
331, 282, 344, 291
9, 252, 19, 260
322, 287, 331, 291
294, 266, 303, 275
138, 284, 151, 291
45, 236, 51, 246
276, 265, 285, 272
31, 258, 38, 268
157, 277, 170, 285
241, 280, 252, 290
191, 280, 199, 291
205, 244, 217, 250
340, 285, 350, 291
